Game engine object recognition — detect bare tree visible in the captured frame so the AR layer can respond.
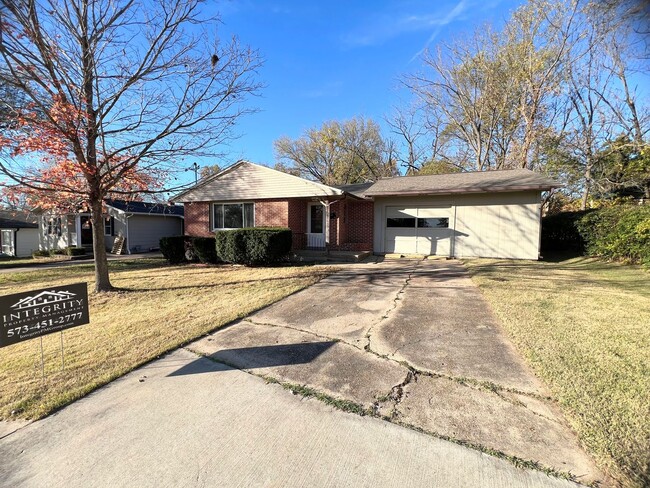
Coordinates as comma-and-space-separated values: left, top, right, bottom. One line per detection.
274, 117, 396, 185
385, 104, 430, 174
0, 0, 262, 291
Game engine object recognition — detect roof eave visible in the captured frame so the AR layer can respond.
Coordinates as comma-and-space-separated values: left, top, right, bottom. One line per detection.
366, 184, 558, 197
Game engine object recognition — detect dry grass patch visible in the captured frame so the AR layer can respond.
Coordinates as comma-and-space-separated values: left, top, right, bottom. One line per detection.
464, 257, 650, 488
0, 259, 333, 420
0, 255, 71, 267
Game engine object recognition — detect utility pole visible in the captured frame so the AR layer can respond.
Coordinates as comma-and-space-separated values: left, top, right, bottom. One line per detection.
187, 162, 199, 184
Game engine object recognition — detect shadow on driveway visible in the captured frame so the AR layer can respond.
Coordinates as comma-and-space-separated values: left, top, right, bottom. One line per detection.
168, 341, 337, 376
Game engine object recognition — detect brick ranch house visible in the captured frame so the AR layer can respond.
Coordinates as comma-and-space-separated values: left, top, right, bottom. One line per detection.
172, 160, 558, 260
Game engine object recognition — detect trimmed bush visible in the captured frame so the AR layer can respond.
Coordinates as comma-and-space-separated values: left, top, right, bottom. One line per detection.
576, 205, 650, 265
159, 236, 186, 264
215, 227, 292, 265
65, 246, 86, 256
32, 250, 52, 257
191, 236, 219, 264
541, 210, 591, 254
543, 205, 650, 265
215, 229, 248, 264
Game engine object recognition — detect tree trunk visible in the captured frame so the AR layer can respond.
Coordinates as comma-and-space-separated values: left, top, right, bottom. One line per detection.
581, 162, 592, 211
90, 199, 113, 292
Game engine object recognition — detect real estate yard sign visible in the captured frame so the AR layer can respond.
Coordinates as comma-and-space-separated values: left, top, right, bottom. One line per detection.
0, 283, 90, 348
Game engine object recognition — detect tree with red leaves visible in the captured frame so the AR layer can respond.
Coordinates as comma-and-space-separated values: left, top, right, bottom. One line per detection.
0, 0, 261, 292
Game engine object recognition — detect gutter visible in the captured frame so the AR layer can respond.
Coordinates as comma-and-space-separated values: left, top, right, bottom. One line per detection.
365, 185, 558, 198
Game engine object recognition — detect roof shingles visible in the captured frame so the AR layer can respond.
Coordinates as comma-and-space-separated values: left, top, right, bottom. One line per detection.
364, 169, 558, 197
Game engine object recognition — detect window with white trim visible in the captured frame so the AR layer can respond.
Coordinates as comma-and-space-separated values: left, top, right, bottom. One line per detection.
104, 217, 114, 236
212, 203, 254, 230
46, 217, 62, 236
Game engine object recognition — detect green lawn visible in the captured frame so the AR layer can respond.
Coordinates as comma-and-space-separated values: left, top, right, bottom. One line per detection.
464, 257, 650, 488
0, 259, 332, 420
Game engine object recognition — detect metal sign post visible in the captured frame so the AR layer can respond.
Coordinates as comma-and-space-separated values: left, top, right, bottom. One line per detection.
40, 336, 45, 381
60, 331, 65, 371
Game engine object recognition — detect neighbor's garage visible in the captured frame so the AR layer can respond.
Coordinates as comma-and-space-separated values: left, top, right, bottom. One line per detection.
366, 170, 557, 260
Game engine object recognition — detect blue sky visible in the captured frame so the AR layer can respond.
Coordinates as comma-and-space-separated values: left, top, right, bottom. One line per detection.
176, 0, 523, 183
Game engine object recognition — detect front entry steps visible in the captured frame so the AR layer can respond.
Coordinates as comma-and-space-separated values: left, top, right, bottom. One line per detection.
111, 236, 126, 255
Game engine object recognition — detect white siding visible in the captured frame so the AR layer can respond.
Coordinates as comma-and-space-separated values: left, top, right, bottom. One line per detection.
373, 191, 542, 260
453, 192, 541, 259
127, 215, 183, 253
104, 207, 128, 251
16, 228, 40, 257
176, 162, 342, 202
39, 215, 73, 251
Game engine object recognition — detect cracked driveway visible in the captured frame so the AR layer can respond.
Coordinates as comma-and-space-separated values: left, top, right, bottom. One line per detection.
2, 258, 605, 487
190, 258, 602, 485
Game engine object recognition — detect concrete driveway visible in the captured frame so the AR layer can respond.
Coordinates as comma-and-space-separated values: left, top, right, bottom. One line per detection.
190, 258, 602, 485
1, 258, 602, 487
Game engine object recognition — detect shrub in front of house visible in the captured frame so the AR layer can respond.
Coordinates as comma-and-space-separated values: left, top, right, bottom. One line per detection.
191, 236, 219, 264
32, 250, 53, 258
65, 246, 86, 256
215, 227, 292, 265
576, 205, 650, 265
543, 205, 650, 265
159, 236, 186, 264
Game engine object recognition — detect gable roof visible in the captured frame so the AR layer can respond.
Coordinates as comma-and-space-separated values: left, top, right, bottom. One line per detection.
171, 160, 344, 203
0, 209, 39, 229
364, 169, 558, 197
106, 199, 184, 217
334, 182, 375, 199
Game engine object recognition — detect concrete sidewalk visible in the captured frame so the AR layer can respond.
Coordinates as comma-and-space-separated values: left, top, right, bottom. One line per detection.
0, 348, 579, 488
0, 252, 163, 274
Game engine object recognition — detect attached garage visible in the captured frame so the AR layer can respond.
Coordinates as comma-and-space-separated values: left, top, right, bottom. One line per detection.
368, 170, 557, 260
384, 206, 452, 255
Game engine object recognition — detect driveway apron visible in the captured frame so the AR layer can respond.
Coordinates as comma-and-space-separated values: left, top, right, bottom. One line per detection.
190, 258, 602, 485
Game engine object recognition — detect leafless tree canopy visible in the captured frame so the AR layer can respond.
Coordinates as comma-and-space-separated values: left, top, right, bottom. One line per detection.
0, 0, 262, 291
399, 0, 649, 207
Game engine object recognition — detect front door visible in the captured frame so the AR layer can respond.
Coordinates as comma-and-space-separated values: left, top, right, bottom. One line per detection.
306, 203, 325, 249
79, 216, 93, 246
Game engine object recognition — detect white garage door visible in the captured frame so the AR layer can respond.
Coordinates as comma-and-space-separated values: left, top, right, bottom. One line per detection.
385, 207, 452, 256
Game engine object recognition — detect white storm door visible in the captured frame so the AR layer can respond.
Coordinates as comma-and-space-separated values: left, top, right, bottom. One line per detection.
307, 203, 325, 249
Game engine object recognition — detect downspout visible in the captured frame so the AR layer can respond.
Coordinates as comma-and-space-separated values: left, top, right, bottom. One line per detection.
125, 213, 133, 255
75, 215, 81, 247
13, 228, 18, 257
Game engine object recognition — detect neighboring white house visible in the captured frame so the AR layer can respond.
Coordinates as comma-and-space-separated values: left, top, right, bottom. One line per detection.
39, 200, 184, 254
0, 210, 40, 257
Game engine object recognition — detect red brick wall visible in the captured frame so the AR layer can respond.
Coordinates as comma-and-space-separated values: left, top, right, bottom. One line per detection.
184, 198, 374, 252
255, 200, 289, 227
184, 202, 212, 237
288, 199, 307, 250
344, 200, 373, 250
